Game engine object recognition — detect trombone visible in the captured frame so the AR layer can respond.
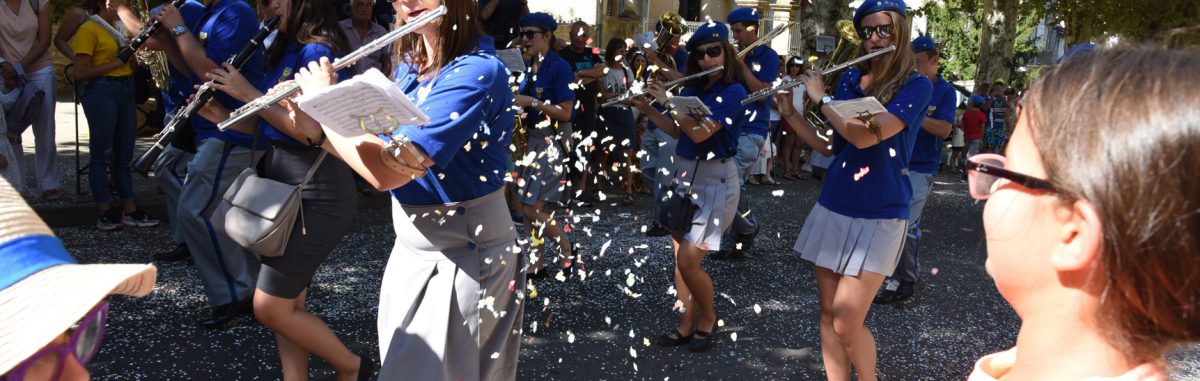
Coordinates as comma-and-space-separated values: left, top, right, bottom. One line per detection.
736, 22, 794, 59
741, 45, 896, 105
600, 65, 724, 108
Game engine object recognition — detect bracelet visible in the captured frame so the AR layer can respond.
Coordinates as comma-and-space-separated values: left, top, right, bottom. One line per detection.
864, 116, 882, 142
378, 144, 427, 178
305, 130, 326, 147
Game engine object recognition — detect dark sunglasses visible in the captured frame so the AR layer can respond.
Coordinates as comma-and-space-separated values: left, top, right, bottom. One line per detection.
692, 45, 723, 59
519, 29, 546, 40
1, 302, 109, 381
858, 24, 894, 39
966, 154, 1056, 200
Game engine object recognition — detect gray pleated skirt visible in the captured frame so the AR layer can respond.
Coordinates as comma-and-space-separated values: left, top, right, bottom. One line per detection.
378, 189, 524, 381
673, 157, 739, 250
793, 203, 907, 277
515, 136, 566, 206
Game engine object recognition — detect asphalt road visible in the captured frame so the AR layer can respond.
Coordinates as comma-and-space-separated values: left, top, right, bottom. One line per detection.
59, 170, 1199, 380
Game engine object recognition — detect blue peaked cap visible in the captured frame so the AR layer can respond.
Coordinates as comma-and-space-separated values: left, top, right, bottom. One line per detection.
685, 21, 730, 52
854, 0, 907, 29
519, 12, 557, 33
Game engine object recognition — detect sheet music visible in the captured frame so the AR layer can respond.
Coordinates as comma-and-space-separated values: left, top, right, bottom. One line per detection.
667, 96, 712, 117
826, 97, 888, 119
497, 48, 527, 72
295, 68, 430, 138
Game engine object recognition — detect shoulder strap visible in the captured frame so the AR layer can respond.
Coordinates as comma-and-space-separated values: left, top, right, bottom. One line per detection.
29, 0, 38, 15
298, 151, 327, 187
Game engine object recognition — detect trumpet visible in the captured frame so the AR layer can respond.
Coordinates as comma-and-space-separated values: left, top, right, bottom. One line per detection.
600, 65, 724, 108
219, 6, 447, 131
741, 45, 896, 105
736, 22, 794, 59
132, 17, 280, 176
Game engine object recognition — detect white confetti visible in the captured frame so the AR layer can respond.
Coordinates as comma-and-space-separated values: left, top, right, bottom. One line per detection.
567, 331, 575, 343
771, 190, 784, 197
450, 112, 461, 120
629, 347, 638, 358
731, 332, 738, 341
490, 352, 500, 359
625, 273, 636, 287
754, 304, 762, 314
889, 147, 896, 157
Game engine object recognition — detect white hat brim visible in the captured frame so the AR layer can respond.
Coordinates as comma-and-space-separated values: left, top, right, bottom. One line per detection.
0, 263, 156, 375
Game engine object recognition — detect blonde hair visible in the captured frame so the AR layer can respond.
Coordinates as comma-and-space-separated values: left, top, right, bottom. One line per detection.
854, 11, 916, 104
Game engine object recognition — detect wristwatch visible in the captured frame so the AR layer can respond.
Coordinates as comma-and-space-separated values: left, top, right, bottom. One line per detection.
819, 95, 834, 107
170, 24, 188, 38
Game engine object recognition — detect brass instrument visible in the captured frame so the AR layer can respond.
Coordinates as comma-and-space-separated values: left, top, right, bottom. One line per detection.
600, 65, 724, 108
741, 45, 895, 105
651, 12, 686, 80
736, 21, 794, 59
133, 0, 170, 91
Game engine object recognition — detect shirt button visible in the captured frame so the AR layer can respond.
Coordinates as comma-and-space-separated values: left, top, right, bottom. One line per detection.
468, 242, 477, 250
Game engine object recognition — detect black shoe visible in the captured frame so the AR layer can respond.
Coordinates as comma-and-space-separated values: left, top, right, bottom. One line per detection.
710, 250, 745, 261
354, 351, 376, 381
656, 329, 693, 347
154, 243, 191, 262
96, 209, 124, 231
688, 320, 719, 352
200, 296, 253, 328
873, 281, 916, 305
645, 223, 670, 237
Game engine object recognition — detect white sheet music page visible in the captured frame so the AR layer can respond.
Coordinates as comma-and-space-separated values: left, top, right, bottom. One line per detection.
497, 48, 526, 73
826, 97, 888, 120
294, 68, 430, 138
667, 96, 712, 117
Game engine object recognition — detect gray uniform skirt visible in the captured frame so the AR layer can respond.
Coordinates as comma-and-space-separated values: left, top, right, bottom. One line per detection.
257, 144, 356, 298
673, 157, 739, 250
378, 189, 524, 381
793, 203, 907, 277
515, 133, 566, 206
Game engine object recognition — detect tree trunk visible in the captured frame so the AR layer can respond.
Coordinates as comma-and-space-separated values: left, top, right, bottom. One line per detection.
797, 0, 852, 56
974, 0, 1019, 85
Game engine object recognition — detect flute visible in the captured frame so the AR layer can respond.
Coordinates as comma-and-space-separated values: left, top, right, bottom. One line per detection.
741, 45, 896, 105
132, 17, 280, 176
117, 0, 187, 62
218, 6, 447, 131
600, 65, 724, 108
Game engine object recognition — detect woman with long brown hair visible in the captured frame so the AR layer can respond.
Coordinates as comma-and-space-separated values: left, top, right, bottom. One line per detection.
631, 21, 747, 353
777, 0, 931, 379
966, 46, 1198, 380
289, 0, 523, 378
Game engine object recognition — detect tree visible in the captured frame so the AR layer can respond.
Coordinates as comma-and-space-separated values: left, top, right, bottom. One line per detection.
1022, 0, 1200, 46
796, 0, 853, 58
974, 0, 1020, 85
918, 0, 983, 82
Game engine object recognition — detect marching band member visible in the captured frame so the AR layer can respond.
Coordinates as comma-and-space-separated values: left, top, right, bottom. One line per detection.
195, 0, 367, 377
630, 21, 746, 353
513, 12, 576, 277
291, 0, 524, 378
780, 1, 932, 379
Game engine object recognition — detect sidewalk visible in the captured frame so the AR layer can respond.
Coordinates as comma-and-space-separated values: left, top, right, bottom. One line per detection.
14, 96, 386, 228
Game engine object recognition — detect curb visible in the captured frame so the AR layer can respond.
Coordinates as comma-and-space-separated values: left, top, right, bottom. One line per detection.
35, 192, 392, 228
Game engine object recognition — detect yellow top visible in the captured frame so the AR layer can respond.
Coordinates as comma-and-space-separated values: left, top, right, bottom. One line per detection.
70, 20, 133, 78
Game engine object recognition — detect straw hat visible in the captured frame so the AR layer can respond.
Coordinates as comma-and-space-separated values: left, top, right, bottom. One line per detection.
0, 177, 157, 375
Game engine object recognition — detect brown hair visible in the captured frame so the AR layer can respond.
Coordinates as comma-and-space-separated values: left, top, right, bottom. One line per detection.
682, 40, 745, 90
854, 11, 916, 104
390, 0, 483, 77
1023, 46, 1200, 363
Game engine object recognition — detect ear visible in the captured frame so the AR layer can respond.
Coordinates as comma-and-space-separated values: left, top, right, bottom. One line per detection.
1050, 200, 1104, 272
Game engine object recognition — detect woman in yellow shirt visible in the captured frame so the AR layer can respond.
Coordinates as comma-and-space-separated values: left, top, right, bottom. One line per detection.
70, 0, 158, 231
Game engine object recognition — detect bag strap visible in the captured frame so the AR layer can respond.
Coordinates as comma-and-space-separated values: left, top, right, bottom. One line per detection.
297, 151, 328, 188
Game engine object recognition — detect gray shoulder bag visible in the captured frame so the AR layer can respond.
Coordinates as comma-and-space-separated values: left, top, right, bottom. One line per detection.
209, 135, 327, 257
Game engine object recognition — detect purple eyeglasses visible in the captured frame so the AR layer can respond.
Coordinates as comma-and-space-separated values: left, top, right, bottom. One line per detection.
966, 153, 1056, 200
0, 301, 109, 381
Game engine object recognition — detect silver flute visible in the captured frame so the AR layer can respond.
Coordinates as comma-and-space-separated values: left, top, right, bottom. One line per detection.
600, 65, 725, 108
741, 45, 896, 105
218, 6, 447, 130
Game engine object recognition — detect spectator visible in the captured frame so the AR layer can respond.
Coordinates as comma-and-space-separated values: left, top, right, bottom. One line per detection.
0, 0, 61, 200
70, 0, 160, 231
0, 176, 157, 380
0, 69, 22, 192
558, 21, 605, 206
596, 38, 637, 205
966, 46, 1197, 381
948, 108, 965, 173
340, 0, 390, 76
776, 56, 806, 181
961, 95, 986, 179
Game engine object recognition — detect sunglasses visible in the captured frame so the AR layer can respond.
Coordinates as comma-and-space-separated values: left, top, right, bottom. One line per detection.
858, 24, 894, 39
966, 154, 1056, 200
0, 302, 109, 381
519, 29, 545, 40
692, 45, 723, 59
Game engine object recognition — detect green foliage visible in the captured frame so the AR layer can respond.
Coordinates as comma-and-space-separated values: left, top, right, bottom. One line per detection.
915, 0, 982, 82
1021, 0, 1200, 45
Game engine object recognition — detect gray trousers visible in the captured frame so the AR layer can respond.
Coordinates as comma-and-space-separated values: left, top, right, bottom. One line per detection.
153, 143, 192, 245
888, 171, 935, 286
179, 138, 259, 306
721, 133, 767, 250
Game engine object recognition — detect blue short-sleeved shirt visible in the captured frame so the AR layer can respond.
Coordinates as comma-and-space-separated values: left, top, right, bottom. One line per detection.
518, 49, 575, 129
257, 42, 347, 146
672, 48, 688, 73
387, 36, 516, 205
818, 68, 932, 220
158, 0, 206, 114
909, 75, 957, 174
675, 81, 747, 160
190, 0, 264, 148
740, 45, 779, 137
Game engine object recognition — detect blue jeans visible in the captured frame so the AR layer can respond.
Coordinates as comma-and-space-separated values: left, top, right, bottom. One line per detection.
81, 76, 137, 205
893, 171, 935, 283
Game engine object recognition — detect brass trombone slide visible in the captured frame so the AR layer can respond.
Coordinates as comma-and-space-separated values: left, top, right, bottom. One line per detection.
600, 65, 724, 108
741, 45, 896, 105
736, 22, 794, 59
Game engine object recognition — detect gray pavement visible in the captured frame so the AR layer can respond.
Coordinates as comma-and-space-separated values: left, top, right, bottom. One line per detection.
54, 168, 1200, 380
